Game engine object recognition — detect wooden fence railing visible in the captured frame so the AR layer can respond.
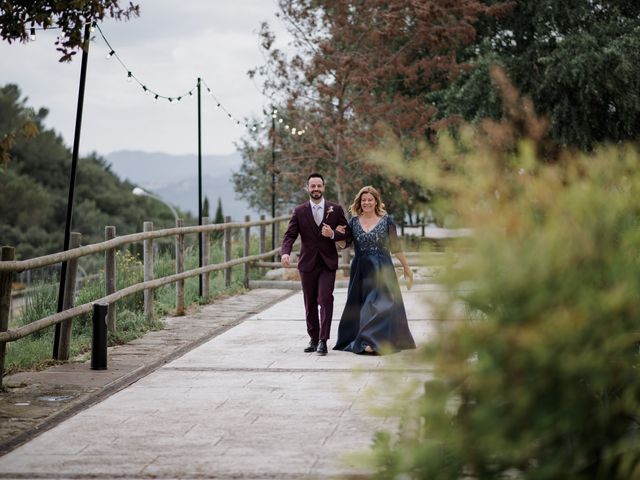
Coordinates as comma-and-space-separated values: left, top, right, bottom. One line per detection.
0, 214, 469, 386
0, 214, 289, 385
400, 222, 473, 240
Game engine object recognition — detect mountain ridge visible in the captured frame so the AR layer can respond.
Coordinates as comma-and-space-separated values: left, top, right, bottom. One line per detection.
105, 150, 256, 221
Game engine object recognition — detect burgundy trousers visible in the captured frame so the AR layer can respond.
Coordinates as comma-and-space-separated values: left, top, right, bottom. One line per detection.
298, 260, 336, 341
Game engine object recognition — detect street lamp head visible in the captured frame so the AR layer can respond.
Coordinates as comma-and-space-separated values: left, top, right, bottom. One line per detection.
132, 186, 179, 221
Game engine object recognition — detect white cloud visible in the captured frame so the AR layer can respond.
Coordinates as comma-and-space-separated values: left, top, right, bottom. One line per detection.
0, 0, 291, 156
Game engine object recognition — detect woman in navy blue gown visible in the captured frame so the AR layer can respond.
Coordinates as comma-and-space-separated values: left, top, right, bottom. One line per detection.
333, 186, 416, 355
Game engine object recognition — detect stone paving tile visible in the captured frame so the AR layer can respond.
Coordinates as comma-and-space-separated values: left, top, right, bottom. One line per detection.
0, 289, 295, 456
0, 284, 442, 479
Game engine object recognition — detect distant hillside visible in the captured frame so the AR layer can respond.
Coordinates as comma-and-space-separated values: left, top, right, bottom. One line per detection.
105, 150, 258, 221
0, 84, 181, 259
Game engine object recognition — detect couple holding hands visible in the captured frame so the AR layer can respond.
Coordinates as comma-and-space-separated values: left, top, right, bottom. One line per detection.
280, 173, 416, 356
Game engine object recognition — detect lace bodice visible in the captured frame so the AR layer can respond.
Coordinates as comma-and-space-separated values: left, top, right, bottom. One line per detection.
349, 215, 401, 256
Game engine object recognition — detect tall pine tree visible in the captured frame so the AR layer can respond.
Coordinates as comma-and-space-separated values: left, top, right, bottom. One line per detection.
212, 197, 224, 240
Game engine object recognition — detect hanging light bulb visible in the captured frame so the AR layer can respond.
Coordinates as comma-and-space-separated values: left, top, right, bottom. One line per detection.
291, 128, 297, 134
29, 26, 36, 41
154, 94, 159, 103
216, 103, 221, 108
127, 71, 133, 82
106, 49, 115, 59
168, 98, 173, 103
278, 118, 283, 123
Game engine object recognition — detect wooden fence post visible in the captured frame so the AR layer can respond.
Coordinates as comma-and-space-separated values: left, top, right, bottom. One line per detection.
243, 215, 251, 288
341, 247, 350, 275
201, 216, 210, 302
143, 222, 154, 320
175, 218, 185, 316
57, 232, 82, 361
274, 217, 281, 261
224, 216, 232, 288
259, 215, 266, 276
105, 226, 116, 331
0, 246, 15, 388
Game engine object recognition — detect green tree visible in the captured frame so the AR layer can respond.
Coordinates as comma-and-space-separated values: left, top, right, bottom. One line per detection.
0, 84, 182, 260
213, 197, 224, 224
0, 83, 40, 170
212, 197, 224, 240
0, 1, 139, 62
202, 196, 210, 218
437, 0, 640, 150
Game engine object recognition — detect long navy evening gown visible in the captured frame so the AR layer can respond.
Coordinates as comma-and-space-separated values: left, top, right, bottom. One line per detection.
333, 215, 416, 354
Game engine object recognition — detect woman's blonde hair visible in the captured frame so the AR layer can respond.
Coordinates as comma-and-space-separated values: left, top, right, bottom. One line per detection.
349, 186, 386, 216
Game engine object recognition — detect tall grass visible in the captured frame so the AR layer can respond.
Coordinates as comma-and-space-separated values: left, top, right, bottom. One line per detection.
4, 233, 268, 375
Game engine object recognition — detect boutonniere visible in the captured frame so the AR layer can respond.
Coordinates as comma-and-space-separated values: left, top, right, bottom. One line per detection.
325, 206, 334, 219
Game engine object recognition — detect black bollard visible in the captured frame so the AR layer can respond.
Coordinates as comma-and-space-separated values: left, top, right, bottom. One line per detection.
91, 302, 108, 370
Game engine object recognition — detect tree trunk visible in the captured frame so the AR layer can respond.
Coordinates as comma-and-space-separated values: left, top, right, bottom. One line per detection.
334, 142, 347, 208
333, 104, 348, 209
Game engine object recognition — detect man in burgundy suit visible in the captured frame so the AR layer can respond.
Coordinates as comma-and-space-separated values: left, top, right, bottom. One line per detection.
281, 173, 349, 355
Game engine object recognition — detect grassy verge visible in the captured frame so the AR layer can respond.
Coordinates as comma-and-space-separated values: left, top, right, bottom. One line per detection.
4, 237, 266, 375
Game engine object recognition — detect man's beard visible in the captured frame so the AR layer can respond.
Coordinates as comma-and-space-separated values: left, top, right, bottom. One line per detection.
309, 191, 323, 199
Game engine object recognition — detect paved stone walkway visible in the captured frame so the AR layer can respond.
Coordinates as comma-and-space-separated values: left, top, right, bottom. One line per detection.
0, 284, 444, 479
0, 289, 295, 455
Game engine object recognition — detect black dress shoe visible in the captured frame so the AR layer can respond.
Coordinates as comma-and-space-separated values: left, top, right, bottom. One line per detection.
304, 340, 319, 353
316, 340, 328, 356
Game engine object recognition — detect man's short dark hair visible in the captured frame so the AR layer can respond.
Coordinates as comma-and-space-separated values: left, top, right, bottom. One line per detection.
307, 173, 324, 184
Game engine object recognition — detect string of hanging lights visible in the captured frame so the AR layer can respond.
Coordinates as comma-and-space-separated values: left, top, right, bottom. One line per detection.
94, 24, 307, 136
96, 24, 196, 103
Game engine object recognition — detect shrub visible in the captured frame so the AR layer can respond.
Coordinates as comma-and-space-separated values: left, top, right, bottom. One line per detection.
368, 83, 640, 478
17, 282, 57, 337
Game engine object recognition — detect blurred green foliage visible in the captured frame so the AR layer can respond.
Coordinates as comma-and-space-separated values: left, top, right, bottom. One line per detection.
368, 74, 640, 479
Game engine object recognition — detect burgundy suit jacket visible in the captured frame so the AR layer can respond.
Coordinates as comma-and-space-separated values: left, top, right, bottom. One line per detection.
281, 200, 349, 272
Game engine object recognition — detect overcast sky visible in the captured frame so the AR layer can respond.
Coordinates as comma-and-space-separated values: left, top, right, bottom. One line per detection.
0, 1, 291, 157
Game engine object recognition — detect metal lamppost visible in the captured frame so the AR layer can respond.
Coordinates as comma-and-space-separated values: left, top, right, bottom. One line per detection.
132, 187, 179, 221
197, 77, 203, 297
53, 22, 91, 359
271, 112, 276, 251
